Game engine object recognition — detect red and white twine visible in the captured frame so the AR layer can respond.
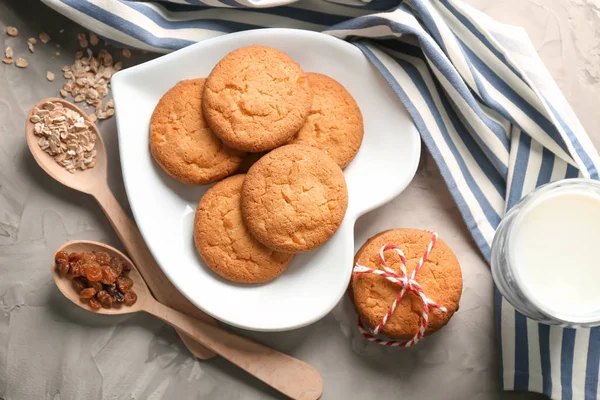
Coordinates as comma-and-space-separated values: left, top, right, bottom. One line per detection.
353, 231, 447, 347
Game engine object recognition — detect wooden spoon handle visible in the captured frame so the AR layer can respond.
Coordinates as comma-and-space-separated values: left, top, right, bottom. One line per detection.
146, 301, 323, 400
91, 187, 217, 360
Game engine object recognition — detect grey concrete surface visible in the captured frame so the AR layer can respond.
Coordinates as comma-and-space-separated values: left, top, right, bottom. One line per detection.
3, 0, 595, 399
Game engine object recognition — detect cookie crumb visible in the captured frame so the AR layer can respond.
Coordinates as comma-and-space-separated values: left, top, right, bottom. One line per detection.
6, 26, 18, 37
15, 57, 28, 68
46, 71, 55, 81
39, 32, 50, 43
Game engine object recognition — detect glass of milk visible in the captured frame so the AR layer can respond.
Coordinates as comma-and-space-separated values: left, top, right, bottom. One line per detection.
491, 178, 600, 327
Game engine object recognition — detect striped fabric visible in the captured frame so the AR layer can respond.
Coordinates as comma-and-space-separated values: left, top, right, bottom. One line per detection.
39, 0, 600, 398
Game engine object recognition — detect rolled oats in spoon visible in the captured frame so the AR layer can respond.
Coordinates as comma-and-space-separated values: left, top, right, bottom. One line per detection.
30, 100, 97, 173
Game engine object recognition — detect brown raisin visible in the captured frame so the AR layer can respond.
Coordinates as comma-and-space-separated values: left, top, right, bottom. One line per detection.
85, 263, 102, 282
123, 290, 137, 306
95, 251, 111, 265
55, 251, 68, 264
82, 252, 96, 263
56, 259, 69, 276
100, 265, 116, 284
79, 287, 97, 300
72, 278, 87, 293
113, 289, 125, 303
70, 262, 83, 278
116, 276, 133, 293
89, 281, 103, 293
109, 257, 125, 276
105, 283, 116, 295
88, 297, 101, 310
68, 252, 82, 263
97, 290, 113, 308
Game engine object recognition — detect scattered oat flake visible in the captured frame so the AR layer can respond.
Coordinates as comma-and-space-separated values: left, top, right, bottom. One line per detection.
89, 32, 99, 46
6, 26, 18, 37
122, 48, 131, 59
59, 48, 118, 120
88, 114, 97, 123
59, 29, 64, 33
27, 42, 35, 53
27, 37, 37, 45
5, 47, 13, 59
55, 52, 60, 56
39, 32, 51, 43
2, 58, 13, 64
46, 71, 55, 81
15, 57, 28, 68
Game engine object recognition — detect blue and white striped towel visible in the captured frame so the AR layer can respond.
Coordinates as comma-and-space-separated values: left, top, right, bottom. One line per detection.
40, 0, 600, 398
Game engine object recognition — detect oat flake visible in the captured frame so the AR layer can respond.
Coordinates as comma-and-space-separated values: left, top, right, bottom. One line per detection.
15, 57, 28, 68
39, 32, 51, 43
6, 26, 18, 37
30, 100, 97, 173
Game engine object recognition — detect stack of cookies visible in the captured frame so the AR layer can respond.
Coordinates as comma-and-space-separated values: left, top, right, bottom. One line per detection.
149, 46, 364, 284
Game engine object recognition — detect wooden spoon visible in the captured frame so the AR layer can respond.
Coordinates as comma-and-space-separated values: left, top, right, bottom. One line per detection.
53, 240, 323, 400
26, 98, 216, 359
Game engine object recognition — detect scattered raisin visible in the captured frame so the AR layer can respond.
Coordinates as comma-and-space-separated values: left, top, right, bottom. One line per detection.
113, 290, 125, 303
68, 252, 82, 263
88, 297, 101, 310
89, 281, 103, 293
70, 262, 83, 278
84, 263, 102, 282
100, 265, 116, 284
116, 275, 133, 294
56, 259, 69, 276
79, 287, 97, 300
82, 252, 96, 263
95, 251, 111, 265
55, 251, 68, 263
72, 278, 87, 293
109, 257, 125, 276
97, 290, 113, 308
122, 261, 132, 272
123, 290, 137, 306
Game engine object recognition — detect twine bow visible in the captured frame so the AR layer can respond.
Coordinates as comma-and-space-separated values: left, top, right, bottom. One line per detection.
353, 232, 447, 347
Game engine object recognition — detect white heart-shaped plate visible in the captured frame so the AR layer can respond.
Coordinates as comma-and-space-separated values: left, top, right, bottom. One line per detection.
111, 28, 420, 331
